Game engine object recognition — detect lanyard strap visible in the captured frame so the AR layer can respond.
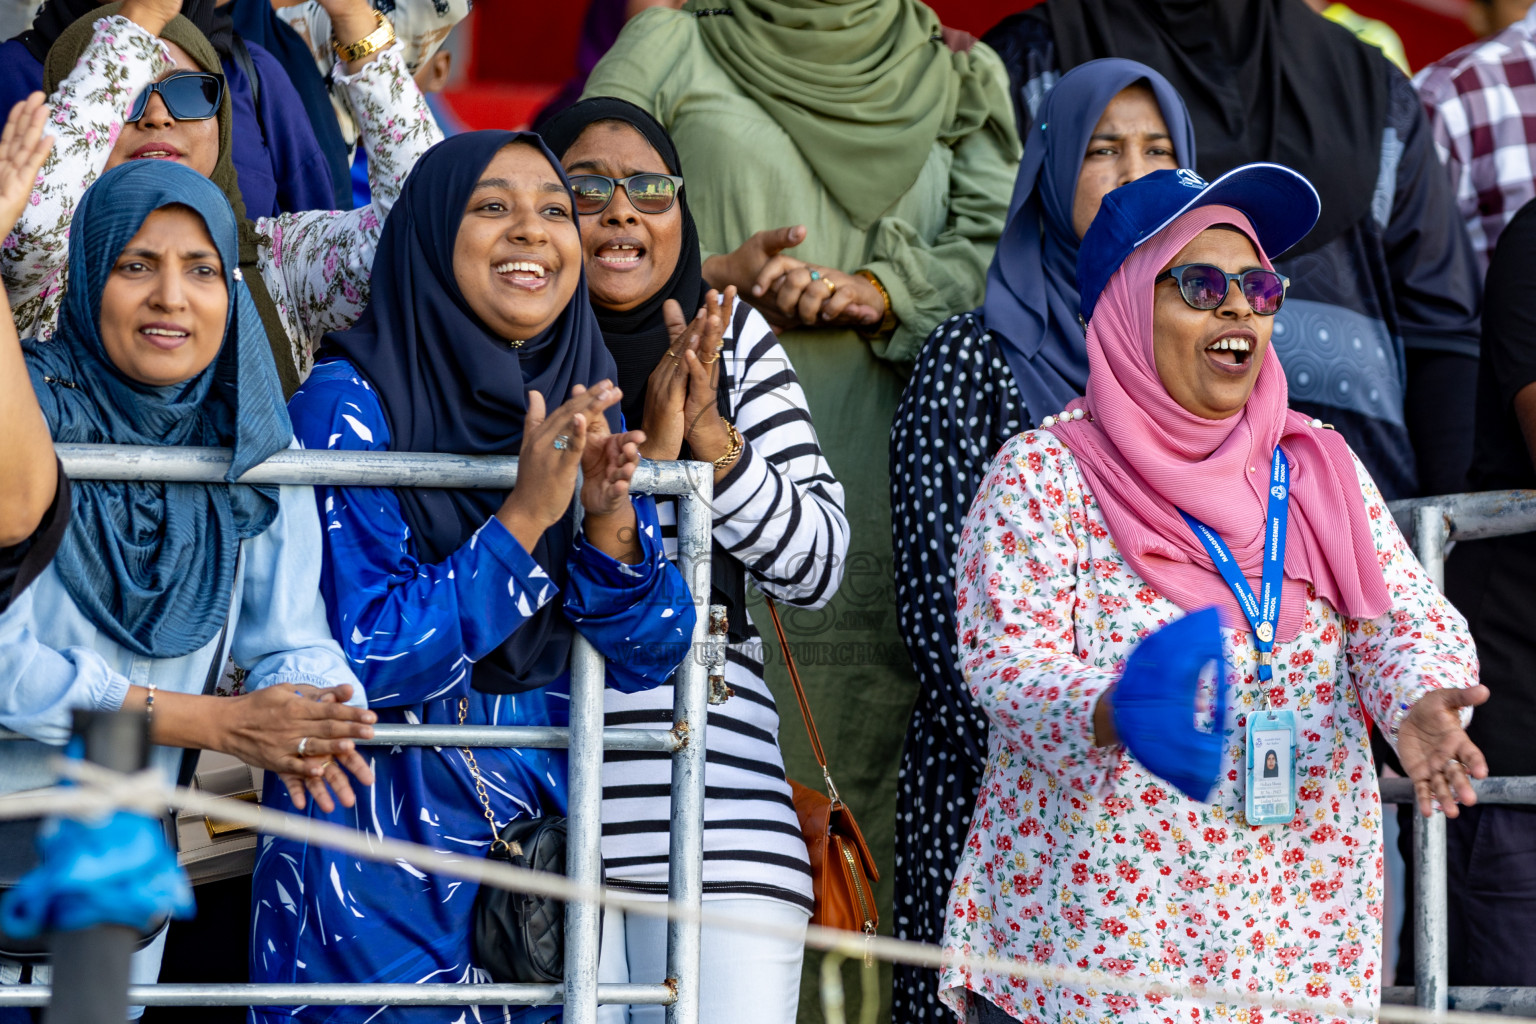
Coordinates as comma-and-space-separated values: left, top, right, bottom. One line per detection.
1179, 447, 1290, 681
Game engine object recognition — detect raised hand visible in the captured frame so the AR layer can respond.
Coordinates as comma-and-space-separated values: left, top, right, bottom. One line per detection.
1397, 684, 1491, 818
640, 302, 699, 462
498, 383, 622, 553
0, 95, 53, 243
574, 382, 644, 519
117, 0, 184, 36
315, 0, 391, 72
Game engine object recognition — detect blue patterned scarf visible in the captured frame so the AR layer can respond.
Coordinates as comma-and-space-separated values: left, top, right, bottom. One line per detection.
22, 161, 292, 658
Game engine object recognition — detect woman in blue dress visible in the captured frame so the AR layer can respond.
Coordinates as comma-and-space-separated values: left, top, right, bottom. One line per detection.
250, 131, 697, 1024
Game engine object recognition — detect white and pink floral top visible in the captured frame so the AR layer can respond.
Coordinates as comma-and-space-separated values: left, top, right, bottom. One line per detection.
0, 15, 443, 379
940, 427, 1477, 1024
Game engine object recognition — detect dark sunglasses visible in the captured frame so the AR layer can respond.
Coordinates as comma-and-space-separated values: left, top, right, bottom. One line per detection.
1155, 263, 1289, 316
127, 71, 224, 124
567, 173, 684, 216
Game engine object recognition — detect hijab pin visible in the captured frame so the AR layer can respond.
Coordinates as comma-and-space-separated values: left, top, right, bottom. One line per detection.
508, 339, 525, 350
233, 268, 243, 282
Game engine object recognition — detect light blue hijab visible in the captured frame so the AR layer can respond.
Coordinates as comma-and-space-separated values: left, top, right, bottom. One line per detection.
23, 160, 292, 659
978, 59, 1196, 423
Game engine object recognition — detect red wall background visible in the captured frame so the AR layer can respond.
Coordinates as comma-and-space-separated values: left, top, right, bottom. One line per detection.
452, 0, 1479, 131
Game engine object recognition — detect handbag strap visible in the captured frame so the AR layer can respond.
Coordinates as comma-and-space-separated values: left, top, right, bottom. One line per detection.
763, 596, 841, 804
458, 697, 518, 856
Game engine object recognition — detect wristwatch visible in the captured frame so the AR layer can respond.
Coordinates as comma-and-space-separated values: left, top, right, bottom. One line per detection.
333, 9, 396, 64
713, 419, 744, 471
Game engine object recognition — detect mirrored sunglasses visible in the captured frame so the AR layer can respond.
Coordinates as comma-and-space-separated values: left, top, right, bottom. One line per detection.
127, 71, 224, 124
1155, 263, 1289, 317
567, 173, 684, 216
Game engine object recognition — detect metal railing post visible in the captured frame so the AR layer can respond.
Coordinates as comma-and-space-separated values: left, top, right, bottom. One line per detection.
664, 472, 713, 1024
1413, 811, 1449, 1013
564, 636, 607, 1023
1410, 505, 1450, 1012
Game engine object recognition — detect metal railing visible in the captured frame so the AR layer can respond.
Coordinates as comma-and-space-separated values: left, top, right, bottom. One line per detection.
0, 443, 721, 1024
1384, 491, 1536, 1015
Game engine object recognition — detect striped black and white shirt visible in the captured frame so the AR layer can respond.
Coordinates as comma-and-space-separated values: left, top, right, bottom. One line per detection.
600, 298, 848, 911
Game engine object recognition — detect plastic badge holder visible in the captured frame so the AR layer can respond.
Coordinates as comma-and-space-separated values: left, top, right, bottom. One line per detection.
1245, 708, 1297, 826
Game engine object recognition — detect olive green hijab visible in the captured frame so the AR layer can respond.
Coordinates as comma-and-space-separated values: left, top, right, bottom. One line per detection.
44, 3, 300, 395
684, 0, 1016, 228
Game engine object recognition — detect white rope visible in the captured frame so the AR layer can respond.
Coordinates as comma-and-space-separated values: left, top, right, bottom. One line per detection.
33, 758, 1532, 1024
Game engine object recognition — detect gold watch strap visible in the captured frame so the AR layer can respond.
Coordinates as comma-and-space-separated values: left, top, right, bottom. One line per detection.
333, 9, 395, 64
713, 419, 744, 470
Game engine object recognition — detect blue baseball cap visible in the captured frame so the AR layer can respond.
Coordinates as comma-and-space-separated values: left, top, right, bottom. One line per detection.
1076, 163, 1320, 323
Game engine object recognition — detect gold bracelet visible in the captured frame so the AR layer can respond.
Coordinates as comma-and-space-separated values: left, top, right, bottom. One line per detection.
854, 269, 898, 337
333, 9, 395, 64
713, 419, 744, 471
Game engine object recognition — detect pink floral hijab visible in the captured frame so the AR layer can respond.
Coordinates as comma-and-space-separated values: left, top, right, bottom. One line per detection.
1049, 205, 1391, 641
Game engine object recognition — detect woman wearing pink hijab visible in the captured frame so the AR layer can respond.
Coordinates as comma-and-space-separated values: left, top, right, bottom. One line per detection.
939, 166, 1488, 1024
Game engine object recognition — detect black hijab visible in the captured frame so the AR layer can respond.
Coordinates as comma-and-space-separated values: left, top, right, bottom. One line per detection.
1031, 0, 1392, 256
540, 98, 749, 644
321, 131, 621, 695
18, 0, 228, 59
538, 98, 704, 430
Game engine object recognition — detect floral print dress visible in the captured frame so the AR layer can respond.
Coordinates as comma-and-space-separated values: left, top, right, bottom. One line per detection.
0, 14, 442, 378
940, 427, 1478, 1024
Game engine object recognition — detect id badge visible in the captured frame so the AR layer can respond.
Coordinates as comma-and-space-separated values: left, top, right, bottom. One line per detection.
1245, 709, 1296, 826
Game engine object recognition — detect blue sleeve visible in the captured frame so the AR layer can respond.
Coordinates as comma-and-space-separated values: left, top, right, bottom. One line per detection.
564, 496, 696, 694
287, 366, 558, 708
247, 42, 338, 214
0, 586, 131, 745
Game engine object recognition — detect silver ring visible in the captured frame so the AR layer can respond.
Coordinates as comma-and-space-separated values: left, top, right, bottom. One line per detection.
1446, 758, 1466, 773
553, 434, 572, 451
297, 736, 310, 757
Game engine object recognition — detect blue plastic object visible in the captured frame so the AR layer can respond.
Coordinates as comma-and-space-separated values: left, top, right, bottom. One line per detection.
0, 803, 193, 939
1110, 606, 1229, 802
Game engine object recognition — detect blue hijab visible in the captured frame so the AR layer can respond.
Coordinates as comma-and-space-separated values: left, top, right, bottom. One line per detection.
23, 161, 292, 659
979, 59, 1196, 423
321, 131, 621, 695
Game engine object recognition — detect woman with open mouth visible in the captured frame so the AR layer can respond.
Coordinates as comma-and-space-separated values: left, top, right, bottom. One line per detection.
2, 0, 442, 396
253, 130, 695, 1024
543, 97, 850, 1024
938, 163, 1485, 1024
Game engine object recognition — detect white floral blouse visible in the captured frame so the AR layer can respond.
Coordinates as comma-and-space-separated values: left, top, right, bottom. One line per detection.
940, 427, 1478, 1024
1, 15, 443, 378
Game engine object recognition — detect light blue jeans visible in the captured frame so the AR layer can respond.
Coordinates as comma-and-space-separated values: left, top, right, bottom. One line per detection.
596, 898, 810, 1024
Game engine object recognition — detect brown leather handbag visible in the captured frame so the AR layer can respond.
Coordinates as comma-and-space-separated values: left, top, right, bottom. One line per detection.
764, 597, 880, 936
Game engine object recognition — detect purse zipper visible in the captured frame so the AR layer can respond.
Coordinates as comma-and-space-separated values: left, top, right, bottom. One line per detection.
839, 839, 876, 965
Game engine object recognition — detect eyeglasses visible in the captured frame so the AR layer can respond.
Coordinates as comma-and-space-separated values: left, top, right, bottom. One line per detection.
567, 173, 684, 216
127, 71, 224, 124
1155, 263, 1289, 316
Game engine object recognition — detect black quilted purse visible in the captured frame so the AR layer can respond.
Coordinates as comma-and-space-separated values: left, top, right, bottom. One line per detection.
457, 698, 599, 983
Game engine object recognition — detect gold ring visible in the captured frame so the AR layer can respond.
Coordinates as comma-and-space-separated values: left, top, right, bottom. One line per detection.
824, 277, 836, 295
700, 349, 721, 365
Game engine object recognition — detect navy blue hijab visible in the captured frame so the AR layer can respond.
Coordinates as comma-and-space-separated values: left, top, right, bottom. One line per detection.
321, 131, 620, 695
979, 59, 1196, 423
23, 161, 292, 658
